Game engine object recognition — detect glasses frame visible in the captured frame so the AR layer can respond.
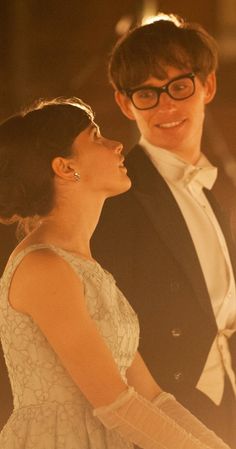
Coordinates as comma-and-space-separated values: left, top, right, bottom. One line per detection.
124, 72, 196, 110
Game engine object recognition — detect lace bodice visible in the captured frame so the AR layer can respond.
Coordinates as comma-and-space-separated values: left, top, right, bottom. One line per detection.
0, 244, 139, 449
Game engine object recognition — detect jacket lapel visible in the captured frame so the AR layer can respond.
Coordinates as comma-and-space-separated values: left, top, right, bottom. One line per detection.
126, 145, 215, 319
205, 188, 236, 280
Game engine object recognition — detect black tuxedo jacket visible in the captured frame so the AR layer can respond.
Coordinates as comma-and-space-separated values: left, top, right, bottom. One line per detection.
92, 145, 236, 406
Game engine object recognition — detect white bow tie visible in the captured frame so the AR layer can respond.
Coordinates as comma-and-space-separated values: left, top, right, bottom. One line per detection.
181, 165, 218, 191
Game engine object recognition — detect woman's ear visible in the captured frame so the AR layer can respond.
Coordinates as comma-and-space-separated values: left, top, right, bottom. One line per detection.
115, 91, 137, 120
51, 157, 75, 181
204, 71, 217, 105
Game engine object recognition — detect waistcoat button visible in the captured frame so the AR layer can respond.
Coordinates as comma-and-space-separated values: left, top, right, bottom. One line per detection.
170, 280, 180, 292
171, 328, 182, 337
174, 371, 183, 382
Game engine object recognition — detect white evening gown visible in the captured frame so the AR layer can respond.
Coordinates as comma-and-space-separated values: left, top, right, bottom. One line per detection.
0, 244, 139, 449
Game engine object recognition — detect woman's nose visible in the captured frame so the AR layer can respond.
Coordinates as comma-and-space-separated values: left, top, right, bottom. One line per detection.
114, 140, 123, 153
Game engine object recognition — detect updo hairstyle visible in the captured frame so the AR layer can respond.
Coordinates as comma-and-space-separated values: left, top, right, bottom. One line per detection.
0, 97, 93, 223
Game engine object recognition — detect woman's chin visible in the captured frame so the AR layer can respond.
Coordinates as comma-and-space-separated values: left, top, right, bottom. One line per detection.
107, 178, 132, 199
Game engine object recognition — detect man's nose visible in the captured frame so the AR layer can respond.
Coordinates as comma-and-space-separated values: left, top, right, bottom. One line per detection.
157, 91, 177, 111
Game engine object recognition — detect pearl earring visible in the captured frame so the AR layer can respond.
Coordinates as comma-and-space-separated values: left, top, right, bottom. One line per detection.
74, 171, 81, 182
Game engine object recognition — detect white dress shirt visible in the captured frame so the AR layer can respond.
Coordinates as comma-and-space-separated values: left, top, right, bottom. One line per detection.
140, 136, 236, 404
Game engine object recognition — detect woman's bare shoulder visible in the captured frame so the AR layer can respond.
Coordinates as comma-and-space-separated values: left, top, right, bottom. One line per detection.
9, 244, 84, 313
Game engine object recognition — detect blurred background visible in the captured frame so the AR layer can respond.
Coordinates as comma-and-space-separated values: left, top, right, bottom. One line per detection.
1, 0, 236, 430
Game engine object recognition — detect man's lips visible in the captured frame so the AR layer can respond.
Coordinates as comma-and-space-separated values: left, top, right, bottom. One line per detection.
156, 119, 186, 129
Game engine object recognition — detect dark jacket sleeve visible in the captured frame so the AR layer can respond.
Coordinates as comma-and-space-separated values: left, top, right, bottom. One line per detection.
229, 331, 236, 373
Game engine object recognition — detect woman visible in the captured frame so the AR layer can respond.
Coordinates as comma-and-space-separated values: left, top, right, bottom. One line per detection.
0, 97, 230, 449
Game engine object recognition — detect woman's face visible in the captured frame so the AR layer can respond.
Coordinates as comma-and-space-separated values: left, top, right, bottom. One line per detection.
70, 122, 131, 197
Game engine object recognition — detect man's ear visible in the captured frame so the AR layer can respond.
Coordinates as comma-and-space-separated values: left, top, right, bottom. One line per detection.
114, 91, 137, 121
204, 71, 217, 105
51, 157, 75, 181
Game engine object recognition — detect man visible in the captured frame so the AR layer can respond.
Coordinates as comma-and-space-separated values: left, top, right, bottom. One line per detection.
92, 14, 236, 448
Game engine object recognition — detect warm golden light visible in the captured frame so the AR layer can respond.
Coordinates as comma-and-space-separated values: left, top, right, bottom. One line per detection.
141, 13, 182, 27
115, 15, 133, 35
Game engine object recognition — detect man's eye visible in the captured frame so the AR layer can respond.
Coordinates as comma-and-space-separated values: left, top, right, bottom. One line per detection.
171, 80, 191, 92
135, 89, 156, 99
172, 84, 185, 91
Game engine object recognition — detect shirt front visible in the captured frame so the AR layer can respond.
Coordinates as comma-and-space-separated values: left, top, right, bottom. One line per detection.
140, 136, 236, 404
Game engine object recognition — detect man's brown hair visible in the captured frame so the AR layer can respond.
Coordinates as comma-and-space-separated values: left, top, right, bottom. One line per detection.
109, 14, 218, 91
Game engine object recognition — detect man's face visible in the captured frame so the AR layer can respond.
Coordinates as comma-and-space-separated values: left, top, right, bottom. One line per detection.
115, 66, 216, 163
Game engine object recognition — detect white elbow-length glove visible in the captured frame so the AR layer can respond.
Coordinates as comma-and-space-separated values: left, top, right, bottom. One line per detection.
93, 387, 230, 449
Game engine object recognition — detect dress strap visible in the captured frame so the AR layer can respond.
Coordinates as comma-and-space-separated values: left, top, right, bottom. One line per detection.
1, 243, 101, 292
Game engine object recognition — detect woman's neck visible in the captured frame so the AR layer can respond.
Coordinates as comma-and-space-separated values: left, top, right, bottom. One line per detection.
23, 194, 105, 260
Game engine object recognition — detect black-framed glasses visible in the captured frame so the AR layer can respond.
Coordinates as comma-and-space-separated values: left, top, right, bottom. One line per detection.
124, 72, 196, 110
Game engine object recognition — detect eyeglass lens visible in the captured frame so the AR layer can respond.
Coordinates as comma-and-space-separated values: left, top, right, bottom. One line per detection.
131, 75, 195, 110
